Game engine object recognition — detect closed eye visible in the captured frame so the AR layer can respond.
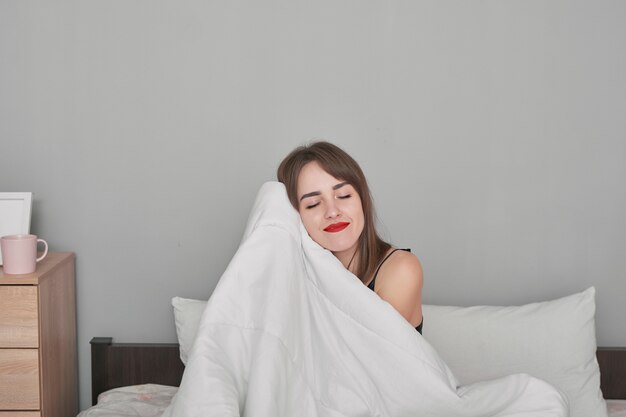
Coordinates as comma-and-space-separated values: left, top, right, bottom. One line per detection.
337, 194, 351, 199
305, 202, 320, 209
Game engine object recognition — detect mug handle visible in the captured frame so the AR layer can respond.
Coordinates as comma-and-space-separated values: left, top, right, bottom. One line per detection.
36, 239, 48, 263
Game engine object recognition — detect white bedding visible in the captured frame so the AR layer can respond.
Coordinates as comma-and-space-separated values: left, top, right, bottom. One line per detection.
162, 182, 567, 417
610, 401, 626, 417
78, 385, 626, 417
77, 385, 177, 417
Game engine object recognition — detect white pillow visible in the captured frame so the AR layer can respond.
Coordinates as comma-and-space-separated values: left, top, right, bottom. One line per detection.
172, 288, 606, 417
171, 297, 207, 365
423, 287, 606, 417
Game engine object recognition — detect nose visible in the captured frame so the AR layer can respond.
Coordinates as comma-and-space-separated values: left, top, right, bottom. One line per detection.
324, 200, 341, 219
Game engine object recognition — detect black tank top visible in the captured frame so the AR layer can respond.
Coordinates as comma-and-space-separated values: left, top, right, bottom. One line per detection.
367, 248, 423, 334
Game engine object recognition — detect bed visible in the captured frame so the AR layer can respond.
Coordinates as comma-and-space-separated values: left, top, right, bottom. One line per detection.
79, 288, 625, 417
81, 339, 626, 417
79, 184, 622, 416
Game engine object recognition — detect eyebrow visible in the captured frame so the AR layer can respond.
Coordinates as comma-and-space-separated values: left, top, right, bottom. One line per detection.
299, 181, 349, 201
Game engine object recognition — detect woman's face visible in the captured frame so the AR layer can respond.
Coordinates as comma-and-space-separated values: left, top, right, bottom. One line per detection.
296, 161, 365, 259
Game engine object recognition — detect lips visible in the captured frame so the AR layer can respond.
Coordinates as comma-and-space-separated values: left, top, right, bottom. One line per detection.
324, 222, 350, 233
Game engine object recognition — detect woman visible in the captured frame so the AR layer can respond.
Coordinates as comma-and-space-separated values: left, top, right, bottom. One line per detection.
277, 141, 423, 333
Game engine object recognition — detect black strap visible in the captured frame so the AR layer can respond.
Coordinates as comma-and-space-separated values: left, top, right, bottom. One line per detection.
415, 319, 423, 334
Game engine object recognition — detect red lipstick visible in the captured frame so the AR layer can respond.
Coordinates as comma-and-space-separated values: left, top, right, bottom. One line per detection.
324, 222, 350, 233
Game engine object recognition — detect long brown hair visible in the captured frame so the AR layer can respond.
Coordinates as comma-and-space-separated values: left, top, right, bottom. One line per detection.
277, 141, 391, 283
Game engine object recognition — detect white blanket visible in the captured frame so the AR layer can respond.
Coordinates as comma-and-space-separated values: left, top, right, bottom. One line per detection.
163, 182, 568, 417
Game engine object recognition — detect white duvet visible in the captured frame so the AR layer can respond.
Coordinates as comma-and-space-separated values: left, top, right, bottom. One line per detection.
163, 181, 568, 417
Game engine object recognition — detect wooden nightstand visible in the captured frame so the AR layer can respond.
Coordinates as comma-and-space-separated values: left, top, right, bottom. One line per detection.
0, 252, 77, 417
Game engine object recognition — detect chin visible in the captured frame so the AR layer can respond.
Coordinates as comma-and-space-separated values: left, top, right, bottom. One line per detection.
321, 239, 358, 253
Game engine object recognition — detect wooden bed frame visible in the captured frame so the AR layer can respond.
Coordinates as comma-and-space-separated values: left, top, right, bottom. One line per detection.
90, 338, 184, 405
90, 337, 626, 406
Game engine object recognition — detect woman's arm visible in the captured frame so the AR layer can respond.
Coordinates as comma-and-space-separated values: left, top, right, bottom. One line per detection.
373, 251, 423, 328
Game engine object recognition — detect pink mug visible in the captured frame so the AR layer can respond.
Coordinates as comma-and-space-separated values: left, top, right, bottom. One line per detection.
0, 234, 48, 275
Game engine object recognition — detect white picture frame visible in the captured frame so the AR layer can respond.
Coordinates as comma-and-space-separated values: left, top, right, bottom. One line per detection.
0, 192, 33, 265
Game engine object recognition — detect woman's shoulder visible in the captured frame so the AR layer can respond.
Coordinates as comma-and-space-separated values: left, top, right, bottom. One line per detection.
373, 248, 423, 325
376, 248, 423, 291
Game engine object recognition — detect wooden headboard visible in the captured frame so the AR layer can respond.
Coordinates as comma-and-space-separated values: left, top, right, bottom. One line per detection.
90, 337, 626, 405
597, 347, 626, 400
90, 337, 184, 405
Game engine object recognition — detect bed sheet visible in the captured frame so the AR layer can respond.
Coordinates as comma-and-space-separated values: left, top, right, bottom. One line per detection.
610, 400, 626, 417
77, 384, 177, 417
78, 384, 625, 417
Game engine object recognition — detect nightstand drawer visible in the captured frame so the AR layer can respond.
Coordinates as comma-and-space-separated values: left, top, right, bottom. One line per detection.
0, 349, 40, 410
0, 413, 40, 417
0, 287, 38, 348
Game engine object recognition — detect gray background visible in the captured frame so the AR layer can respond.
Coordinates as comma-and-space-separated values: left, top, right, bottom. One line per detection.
1, 0, 625, 411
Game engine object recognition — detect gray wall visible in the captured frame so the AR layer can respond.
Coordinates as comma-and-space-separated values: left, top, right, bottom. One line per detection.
1, 1, 625, 411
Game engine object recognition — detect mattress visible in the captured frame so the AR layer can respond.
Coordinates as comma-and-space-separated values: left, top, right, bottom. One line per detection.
78, 384, 626, 417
